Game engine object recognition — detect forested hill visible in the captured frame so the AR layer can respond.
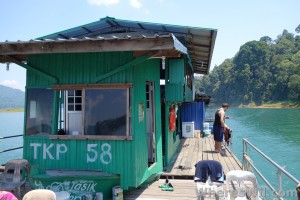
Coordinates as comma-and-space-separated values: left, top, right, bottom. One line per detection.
0, 85, 25, 109
198, 25, 300, 106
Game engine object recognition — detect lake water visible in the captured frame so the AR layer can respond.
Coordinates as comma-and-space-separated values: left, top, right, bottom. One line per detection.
0, 112, 24, 164
1, 109, 299, 198
206, 107, 300, 198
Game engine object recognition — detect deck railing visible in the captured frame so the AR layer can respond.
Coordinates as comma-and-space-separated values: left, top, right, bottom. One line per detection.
0, 134, 23, 159
242, 138, 299, 200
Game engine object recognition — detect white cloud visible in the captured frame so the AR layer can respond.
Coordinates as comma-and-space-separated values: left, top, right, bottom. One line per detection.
1, 80, 25, 91
129, 0, 142, 8
88, 0, 120, 6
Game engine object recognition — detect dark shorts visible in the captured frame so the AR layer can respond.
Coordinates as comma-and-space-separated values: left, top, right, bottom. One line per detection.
213, 125, 224, 142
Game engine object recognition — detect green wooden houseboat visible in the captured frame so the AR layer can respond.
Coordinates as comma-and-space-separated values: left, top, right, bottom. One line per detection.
0, 17, 217, 199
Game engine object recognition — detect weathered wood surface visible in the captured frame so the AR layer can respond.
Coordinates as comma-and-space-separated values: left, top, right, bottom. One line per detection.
124, 179, 214, 200
124, 137, 243, 199
163, 136, 242, 177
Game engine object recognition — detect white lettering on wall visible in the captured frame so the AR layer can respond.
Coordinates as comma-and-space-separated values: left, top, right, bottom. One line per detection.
43, 143, 54, 160
56, 144, 67, 160
34, 180, 98, 199
30, 143, 42, 159
87, 144, 98, 163
87, 143, 112, 164
29, 142, 112, 164
100, 143, 112, 165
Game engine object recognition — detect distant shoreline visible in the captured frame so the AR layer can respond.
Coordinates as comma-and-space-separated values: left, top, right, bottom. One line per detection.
209, 101, 300, 108
0, 108, 24, 112
239, 102, 300, 108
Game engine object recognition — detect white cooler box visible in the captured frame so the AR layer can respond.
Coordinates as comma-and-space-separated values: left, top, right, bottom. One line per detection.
182, 122, 195, 138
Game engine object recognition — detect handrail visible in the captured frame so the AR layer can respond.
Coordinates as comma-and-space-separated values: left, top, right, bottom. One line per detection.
0, 134, 23, 154
243, 138, 300, 199
0, 147, 23, 154
0, 134, 23, 139
245, 156, 282, 199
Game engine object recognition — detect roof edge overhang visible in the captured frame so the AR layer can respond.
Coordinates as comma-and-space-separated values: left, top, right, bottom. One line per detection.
34, 17, 218, 74
0, 34, 187, 64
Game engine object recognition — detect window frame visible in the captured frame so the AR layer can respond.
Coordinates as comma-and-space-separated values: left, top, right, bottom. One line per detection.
50, 84, 132, 140
25, 88, 54, 136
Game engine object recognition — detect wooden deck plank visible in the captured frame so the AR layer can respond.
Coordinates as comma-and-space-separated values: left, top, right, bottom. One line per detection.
184, 138, 196, 175
164, 139, 186, 176
162, 137, 241, 177
223, 146, 237, 173
209, 139, 230, 174
124, 179, 198, 200
208, 137, 220, 162
125, 137, 244, 199
206, 137, 215, 160
227, 153, 242, 171
126, 137, 243, 199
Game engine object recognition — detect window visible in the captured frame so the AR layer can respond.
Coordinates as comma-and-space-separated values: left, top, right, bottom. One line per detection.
26, 85, 131, 139
26, 88, 54, 136
85, 89, 129, 136
53, 84, 132, 138
67, 90, 82, 111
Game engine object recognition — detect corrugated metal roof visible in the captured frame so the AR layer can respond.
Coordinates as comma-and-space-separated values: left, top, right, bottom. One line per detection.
0, 17, 217, 74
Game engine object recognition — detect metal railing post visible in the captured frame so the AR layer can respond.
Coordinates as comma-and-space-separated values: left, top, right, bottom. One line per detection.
277, 169, 282, 199
242, 139, 247, 170
242, 138, 299, 200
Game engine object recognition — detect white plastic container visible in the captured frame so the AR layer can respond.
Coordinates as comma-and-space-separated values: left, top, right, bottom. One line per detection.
112, 186, 123, 200
96, 192, 103, 200
182, 122, 195, 138
203, 122, 210, 130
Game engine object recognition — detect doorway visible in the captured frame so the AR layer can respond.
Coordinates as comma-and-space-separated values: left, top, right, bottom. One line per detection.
65, 90, 83, 135
146, 81, 156, 164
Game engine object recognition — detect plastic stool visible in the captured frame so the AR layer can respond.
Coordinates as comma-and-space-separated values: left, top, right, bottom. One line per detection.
226, 170, 258, 200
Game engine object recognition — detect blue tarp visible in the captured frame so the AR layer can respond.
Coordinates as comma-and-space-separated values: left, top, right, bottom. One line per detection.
181, 102, 205, 130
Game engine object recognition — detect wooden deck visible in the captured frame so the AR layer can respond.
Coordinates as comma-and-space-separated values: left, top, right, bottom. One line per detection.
163, 136, 242, 177
124, 136, 242, 200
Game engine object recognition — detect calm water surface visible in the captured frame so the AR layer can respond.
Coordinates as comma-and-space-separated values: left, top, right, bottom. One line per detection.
0, 112, 23, 164
207, 107, 300, 197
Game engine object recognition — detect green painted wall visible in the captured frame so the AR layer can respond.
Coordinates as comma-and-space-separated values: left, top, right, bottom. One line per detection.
163, 59, 183, 166
185, 85, 193, 102
132, 59, 163, 184
27, 52, 134, 87
168, 59, 184, 85
23, 52, 163, 190
163, 102, 181, 166
165, 59, 185, 102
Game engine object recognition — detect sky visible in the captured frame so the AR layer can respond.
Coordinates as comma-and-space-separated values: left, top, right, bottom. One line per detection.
0, 0, 299, 91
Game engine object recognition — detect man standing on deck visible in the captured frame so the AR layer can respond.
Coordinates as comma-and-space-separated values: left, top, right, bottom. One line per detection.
213, 103, 229, 153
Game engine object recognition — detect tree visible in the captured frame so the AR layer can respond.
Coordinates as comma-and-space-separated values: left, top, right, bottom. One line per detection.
288, 75, 300, 100
202, 27, 300, 106
295, 24, 300, 34
233, 41, 271, 104
270, 59, 293, 101
260, 36, 273, 45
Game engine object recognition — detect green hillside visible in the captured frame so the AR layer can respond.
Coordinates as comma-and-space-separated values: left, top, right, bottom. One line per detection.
0, 85, 25, 109
197, 26, 300, 106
